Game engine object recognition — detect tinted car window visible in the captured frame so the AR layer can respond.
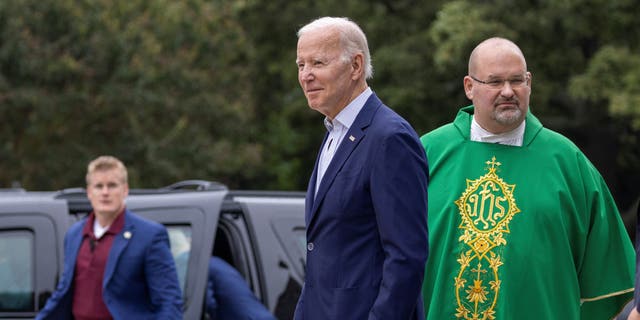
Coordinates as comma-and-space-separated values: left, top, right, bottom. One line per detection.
0, 230, 34, 312
167, 225, 192, 293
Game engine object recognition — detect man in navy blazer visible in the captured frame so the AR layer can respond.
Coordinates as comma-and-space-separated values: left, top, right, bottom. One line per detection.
294, 17, 429, 320
37, 156, 182, 320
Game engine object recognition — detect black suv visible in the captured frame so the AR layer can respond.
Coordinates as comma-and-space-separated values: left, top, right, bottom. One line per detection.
0, 180, 306, 320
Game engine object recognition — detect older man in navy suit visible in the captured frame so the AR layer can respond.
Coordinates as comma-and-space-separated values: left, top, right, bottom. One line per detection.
293, 17, 429, 320
37, 156, 182, 320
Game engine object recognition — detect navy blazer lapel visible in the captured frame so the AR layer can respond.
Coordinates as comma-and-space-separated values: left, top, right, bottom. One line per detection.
66, 225, 84, 275
103, 211, 134, 287
305, 132, 328, 224
308, 93, 381, 224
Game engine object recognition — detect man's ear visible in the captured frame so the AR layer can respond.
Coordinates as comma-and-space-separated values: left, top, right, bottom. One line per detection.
351, 53, 364, 80
463, 76, 474, 100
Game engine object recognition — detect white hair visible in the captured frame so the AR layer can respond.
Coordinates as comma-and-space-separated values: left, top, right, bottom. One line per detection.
297, 17, 374, 79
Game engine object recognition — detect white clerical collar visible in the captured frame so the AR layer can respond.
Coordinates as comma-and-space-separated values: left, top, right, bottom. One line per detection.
470, 117, 526, 147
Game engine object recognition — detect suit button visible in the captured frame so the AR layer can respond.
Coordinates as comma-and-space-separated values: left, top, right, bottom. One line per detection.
307, 242, 314, 251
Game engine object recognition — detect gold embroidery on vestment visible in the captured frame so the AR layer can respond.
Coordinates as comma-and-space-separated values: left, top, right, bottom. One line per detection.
453, 156, 520, 319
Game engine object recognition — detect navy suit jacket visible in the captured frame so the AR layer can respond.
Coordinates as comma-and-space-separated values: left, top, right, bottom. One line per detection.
36, 209, 182, 320
294, 93, 429, 320
205, 257, 276, 320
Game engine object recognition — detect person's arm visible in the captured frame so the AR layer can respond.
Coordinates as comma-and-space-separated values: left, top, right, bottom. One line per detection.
144, 227, 183, 319
208, 257, 275, 320
293, 284, 305, 320
205, 272, 218, 320
368, 128, 429, 319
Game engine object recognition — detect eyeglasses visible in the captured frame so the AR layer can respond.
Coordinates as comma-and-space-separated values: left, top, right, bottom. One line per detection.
469, 74, 529, 89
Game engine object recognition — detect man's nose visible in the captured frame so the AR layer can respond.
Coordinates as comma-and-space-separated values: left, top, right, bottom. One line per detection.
299, 67, 314, 81
500, 82, 515, 96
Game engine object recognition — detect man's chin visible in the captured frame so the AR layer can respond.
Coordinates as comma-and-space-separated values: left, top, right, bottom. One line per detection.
495, 109, 523, 126
94, 207, 123, 216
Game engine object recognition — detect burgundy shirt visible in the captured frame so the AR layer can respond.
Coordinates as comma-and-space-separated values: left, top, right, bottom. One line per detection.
72, 210, 125, 320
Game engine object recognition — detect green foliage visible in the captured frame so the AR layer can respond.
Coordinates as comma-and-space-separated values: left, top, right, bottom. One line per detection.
569, 45, 640, 185
0, 0, 638, 211
570, 46, 640, 129
0, 0, 259, 188
428, 1, 513, 73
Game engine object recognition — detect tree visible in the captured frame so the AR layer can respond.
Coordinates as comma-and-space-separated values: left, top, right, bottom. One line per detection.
0, 0, 637, 214
0, 0, 260, 188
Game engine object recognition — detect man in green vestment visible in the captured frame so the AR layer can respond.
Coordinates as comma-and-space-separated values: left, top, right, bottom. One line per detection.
420, 37, 635, 319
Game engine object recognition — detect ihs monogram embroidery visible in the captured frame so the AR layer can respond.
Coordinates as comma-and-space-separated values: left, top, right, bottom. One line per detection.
453, 156, 520, 319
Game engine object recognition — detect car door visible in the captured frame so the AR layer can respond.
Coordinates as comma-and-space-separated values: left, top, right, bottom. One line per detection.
231, 193, 306, 320
0, 194, 69, 319
126, 190, 226, 320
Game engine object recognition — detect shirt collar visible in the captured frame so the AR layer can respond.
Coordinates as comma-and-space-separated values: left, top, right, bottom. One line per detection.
93, 219, 110, 239
324, 87, 372, 132
83, 209, 126, 239
453, 105, 544, 147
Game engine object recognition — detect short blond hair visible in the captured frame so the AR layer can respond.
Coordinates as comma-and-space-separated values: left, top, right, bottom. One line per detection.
86, 155, 128, 185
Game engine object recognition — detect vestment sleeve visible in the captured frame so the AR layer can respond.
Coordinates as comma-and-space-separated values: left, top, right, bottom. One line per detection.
577, 158, 634, 319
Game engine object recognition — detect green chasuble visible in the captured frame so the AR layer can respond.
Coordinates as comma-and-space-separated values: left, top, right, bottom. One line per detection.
421, 106, 634, 320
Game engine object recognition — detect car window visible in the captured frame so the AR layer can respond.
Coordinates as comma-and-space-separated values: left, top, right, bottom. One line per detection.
293, 227, 306, 265
167, 225, 192, 293
271, 219, 307, 279
0, 230, 34, 312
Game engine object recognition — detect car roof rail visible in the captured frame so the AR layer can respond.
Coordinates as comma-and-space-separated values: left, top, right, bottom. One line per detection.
52, 180, 227, 197
54, 187, 87, 198
0, 188, 27, 193
51, 188, 91, 213
227, 190, 306, 198
161, 180, 228, 192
